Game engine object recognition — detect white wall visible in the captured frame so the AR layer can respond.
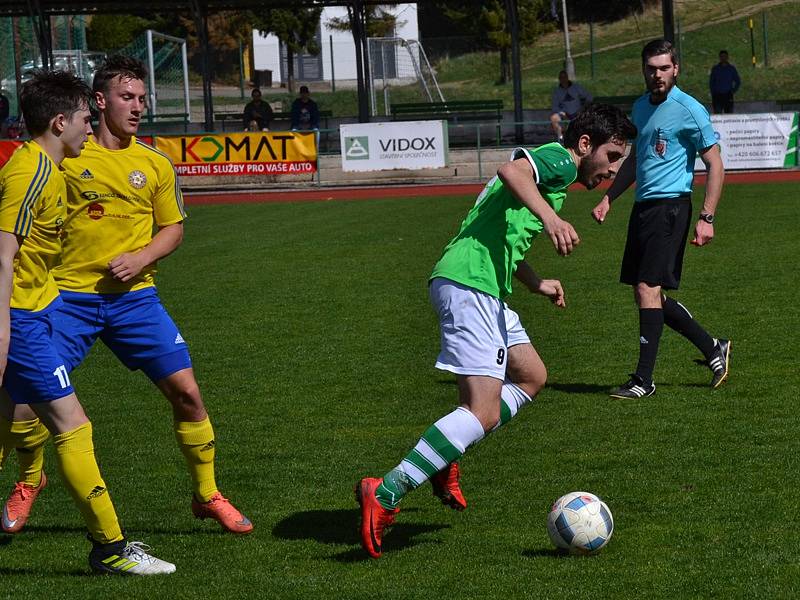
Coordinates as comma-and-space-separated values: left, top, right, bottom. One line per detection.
252, 4, 419, 84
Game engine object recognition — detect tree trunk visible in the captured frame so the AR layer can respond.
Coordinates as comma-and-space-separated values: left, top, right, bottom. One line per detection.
286, 45, 295, 93
499, 47, 509, 84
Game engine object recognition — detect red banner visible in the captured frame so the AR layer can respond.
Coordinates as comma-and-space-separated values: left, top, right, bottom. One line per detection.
0, 141, 23, 168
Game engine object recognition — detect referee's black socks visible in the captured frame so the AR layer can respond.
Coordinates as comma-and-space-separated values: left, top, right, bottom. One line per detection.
661, 295, 716, 359
635, 308, 663, 385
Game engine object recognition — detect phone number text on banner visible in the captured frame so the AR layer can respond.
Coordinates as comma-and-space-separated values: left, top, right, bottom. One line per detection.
156, 131, 317, 176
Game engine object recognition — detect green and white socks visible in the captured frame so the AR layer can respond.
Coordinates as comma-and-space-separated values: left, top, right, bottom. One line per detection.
375, 380, 533, 509
376, 407, 484, 508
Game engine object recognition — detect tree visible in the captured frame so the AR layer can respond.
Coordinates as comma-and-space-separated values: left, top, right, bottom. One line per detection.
178, 11, 254, 83
86, 14, 151, 51
438, 0, 553, 84
326, 5, 405, 38
253, 8, 322, 94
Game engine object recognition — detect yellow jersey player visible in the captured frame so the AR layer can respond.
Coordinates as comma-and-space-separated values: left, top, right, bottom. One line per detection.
2, 55, 252, 535
0, 70, 175, 574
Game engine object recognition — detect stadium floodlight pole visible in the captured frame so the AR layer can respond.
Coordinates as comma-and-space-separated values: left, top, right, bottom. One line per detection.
146, 29, 157, 118
662, 0, 675, 43
506, 0, 524, 143
560, 0, 575, 80
349, 0, 370, 122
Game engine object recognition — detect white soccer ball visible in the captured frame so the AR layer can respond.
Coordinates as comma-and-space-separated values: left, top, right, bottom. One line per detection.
546, 491, 614, 555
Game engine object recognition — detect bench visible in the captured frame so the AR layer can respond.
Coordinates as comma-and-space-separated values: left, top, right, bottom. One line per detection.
390, 100, 504, 144
215, 110, 333, 132
139, 112, 190, 134
593, 95, 639, 113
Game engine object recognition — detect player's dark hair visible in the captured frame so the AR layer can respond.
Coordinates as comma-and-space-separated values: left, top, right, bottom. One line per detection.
20, 70, 92, 137
641, 39, 677, 65
562, 103, 637, 149
93, 55, 147, 94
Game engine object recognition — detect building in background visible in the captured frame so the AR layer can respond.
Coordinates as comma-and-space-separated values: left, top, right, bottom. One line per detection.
252, 4, 419, 85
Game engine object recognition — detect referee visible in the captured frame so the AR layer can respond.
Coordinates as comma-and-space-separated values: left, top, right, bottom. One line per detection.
591, 39, 731, 398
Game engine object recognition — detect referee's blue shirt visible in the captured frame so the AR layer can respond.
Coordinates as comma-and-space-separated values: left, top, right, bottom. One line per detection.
632, 85, 717, 202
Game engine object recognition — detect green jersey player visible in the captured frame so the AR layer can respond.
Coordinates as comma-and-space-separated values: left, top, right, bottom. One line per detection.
356, 104, 637, 559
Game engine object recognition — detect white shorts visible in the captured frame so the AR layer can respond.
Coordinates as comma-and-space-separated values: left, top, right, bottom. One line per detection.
429, 277, 530, 380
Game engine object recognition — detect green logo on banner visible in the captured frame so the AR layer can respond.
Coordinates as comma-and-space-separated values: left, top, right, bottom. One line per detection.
345, 136, 370, 160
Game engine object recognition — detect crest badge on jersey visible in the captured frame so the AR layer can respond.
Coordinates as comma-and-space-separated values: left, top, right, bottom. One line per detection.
653, 128, 667, 159
128, 170, 147, 189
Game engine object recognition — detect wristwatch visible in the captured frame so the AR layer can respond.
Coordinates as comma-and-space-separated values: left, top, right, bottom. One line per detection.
698, 212, 715, 224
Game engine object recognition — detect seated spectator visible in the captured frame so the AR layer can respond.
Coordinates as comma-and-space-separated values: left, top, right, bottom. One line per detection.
290, 85, 320, 131
243, 88, 273, 131
550, 70, 592, 143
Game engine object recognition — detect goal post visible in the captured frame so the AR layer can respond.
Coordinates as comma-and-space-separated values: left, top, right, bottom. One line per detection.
367, 37, 445, 116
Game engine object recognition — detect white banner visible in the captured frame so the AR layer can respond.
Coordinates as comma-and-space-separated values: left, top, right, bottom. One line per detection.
340, 120, 449, 172
695, 112, 798, 170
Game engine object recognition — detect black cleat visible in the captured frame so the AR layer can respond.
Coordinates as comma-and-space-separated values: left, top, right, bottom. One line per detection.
708, 339, 731, 389
610, 374, 656, 399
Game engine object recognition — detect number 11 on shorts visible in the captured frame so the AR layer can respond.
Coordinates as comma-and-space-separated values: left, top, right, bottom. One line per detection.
52, 365, 71, 389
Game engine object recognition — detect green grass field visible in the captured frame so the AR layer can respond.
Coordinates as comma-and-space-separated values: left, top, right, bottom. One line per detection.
1, 180, 798, 598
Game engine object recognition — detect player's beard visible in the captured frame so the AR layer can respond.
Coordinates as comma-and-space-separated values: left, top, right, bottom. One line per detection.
577, 154, 604, 190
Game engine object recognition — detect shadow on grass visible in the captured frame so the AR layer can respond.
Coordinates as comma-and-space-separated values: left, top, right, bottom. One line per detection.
522, 547, 579, 559
273, 508, 449, 562
547, 382, 611, 394
24, 523, 210, 536
0, 566, 88, 576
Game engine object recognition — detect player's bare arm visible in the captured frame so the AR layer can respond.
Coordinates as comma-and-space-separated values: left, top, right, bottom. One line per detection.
592, 145, 637, 224
0, 231, 20, 382
691, 144, 724, 247
497, 158, 580, 256
514, 260, 566, 308
109, 222, 184, 282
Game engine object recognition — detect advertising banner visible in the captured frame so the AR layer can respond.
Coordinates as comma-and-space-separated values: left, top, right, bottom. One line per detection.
340, 120, 448, 172
155, 131, 317, 176
695, 112, 798, 170
0, 141, 23, 167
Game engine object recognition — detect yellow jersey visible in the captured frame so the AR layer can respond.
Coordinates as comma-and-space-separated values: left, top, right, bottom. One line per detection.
57, 136, 186, 294
0, 141, 65, 312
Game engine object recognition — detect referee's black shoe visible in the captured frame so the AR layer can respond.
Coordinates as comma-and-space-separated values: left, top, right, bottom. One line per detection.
610, 374, 656, 399
708, 338, 731, 389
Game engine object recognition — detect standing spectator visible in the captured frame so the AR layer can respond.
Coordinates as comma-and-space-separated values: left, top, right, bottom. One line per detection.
290, 85, 319, 131
709, 50, 740, 114
0, 90, 10, 137
242, 88, 273, 131
550, 70, 592, 143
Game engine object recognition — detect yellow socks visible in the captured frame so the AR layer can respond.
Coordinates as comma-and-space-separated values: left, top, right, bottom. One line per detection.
174, 417, 218, 503
53, 422, 123, 544
10, 419, 49, 487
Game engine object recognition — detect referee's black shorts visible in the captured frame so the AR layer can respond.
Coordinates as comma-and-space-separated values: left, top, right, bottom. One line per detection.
620, 196, 692, 290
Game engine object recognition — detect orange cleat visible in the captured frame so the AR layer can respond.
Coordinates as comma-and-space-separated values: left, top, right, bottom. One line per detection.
191, 492, 253, 534
2, 472, 48, 533
431, 461, 467, 511
355, 477, 399, 558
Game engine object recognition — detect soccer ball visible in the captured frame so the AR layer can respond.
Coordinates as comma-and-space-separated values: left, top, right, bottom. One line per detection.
546, 491, 614, 555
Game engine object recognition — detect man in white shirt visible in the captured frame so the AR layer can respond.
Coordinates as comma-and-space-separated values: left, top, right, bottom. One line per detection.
550, 70, 592, 142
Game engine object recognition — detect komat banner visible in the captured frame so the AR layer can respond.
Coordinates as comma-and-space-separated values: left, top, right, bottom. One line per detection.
340, 120, 449, 172
695, 112, 798, 171
155, 131, 317, 176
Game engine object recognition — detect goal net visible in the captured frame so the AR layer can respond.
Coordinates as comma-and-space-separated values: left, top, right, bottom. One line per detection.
367, 37, 444, 116
118, 30, 190, 122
